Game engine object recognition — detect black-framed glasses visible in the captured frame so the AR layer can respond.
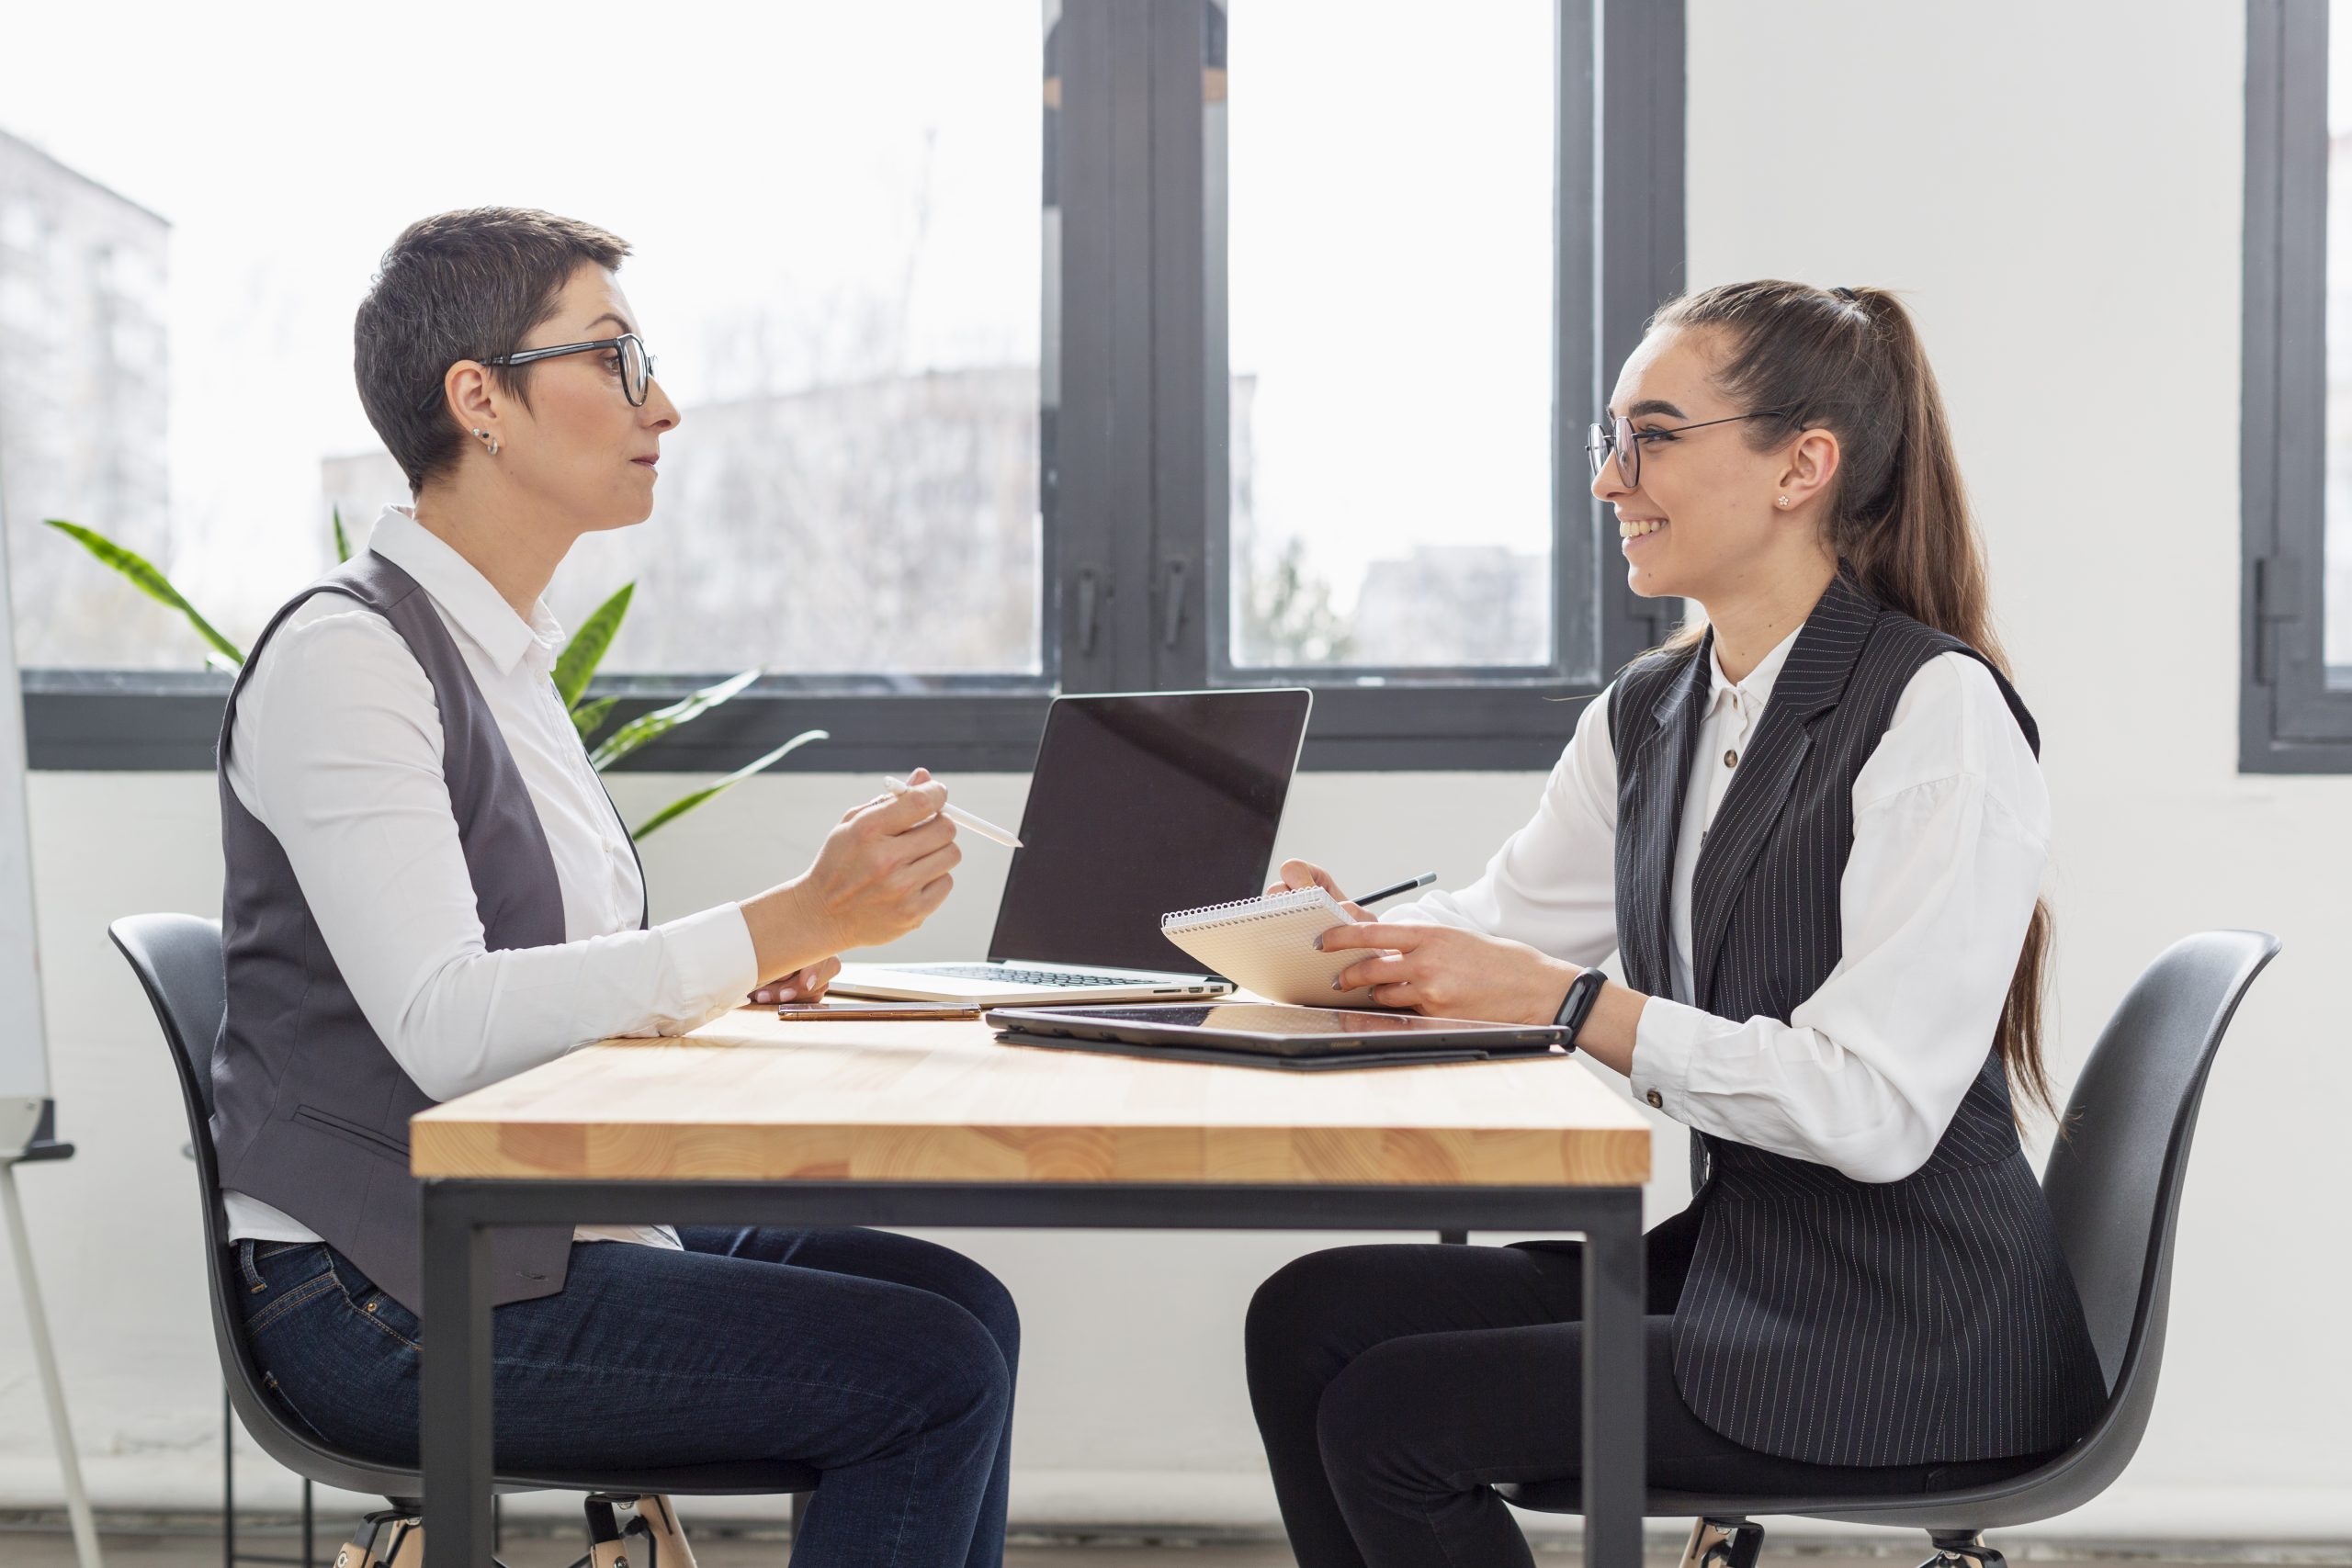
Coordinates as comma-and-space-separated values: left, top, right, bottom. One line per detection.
481, 333, 659, 406
1585, 409, 1789, 491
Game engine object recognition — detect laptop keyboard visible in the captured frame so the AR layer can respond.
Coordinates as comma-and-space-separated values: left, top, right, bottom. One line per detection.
917, 964, 1139, 988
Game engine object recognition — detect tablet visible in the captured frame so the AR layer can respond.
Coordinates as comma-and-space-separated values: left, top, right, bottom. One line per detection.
985, 1001, 1568, 1062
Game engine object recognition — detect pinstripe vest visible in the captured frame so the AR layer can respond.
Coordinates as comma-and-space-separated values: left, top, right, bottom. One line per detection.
1609, 570, 2105, 1467
210, 551, 586, 1316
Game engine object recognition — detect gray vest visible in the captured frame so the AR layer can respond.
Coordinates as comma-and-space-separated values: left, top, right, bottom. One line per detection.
210, 551, 582, 1315
1609, 570, 2106, 1467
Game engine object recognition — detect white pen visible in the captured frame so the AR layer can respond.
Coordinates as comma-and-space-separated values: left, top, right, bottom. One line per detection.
882, 775, 1025, 849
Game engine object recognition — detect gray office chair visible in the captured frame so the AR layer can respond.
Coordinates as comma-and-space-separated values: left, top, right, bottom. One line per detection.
1501, 928, 2280, 1568
111, 913, 819, 1565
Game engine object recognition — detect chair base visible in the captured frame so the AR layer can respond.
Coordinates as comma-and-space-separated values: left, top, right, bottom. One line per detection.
564, 1493, 702, 1568
1922, 1532, 2006, 1568
1663, 1516, 2000, 1568
334, 1510, 425, 1568
1679, 1517, 1764, 1568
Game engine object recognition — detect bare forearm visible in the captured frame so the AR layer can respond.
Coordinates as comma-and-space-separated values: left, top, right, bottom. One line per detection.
1525, 957, 1646, 1077
738, 880, 843, 986
1568, 977, 1646, 1077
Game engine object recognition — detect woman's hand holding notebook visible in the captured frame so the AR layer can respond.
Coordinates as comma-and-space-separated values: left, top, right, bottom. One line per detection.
1160, 886, 1390, 1007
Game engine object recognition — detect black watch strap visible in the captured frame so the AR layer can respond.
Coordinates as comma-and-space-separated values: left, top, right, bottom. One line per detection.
1551, 967, 1606, 1046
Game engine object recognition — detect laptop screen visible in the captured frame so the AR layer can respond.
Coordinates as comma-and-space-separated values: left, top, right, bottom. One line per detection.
989, 690, 1311, 974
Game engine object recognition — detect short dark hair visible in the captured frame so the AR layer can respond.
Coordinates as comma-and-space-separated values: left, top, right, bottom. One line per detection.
354, 208, 630, 493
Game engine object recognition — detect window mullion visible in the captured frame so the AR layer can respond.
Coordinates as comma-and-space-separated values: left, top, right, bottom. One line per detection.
2268, 0, 2343, 738
1592, 0, 1689, 676
1554, 0, 1603, 680
1146, 0, 1216, 693
1048, 0, 1126, 696
2242, 0, 2352, 766
1099, 0, 1165, 693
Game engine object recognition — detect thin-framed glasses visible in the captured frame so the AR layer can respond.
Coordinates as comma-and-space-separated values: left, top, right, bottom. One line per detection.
481, 333, 658, 406
1585, 409, 1789, 491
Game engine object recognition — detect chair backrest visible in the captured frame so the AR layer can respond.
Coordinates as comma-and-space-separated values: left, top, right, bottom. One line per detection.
109, 912, 420, 1496
2041, 929, 2278, 1416
109, 913, 229, 1199
1774, 928, 2278, 1532
1502, 928, 2282, 1535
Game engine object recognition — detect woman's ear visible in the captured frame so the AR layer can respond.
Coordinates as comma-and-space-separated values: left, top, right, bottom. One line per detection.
1777, 428, 1841, 513
445, 360, 500, 447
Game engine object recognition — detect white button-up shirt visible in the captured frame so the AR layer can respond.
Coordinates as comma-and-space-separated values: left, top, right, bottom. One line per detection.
220, 506, 761, 1247
1393, 626, 2050, 1185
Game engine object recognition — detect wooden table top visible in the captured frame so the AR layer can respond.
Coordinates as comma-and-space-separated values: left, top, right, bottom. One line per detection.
409, 1009, 1651, 1188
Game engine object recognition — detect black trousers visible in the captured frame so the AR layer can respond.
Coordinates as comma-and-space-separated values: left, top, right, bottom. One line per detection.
1243, 1229, 2049, 1568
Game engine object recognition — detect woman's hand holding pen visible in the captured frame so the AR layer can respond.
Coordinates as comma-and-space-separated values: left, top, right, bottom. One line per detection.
1317, 922, 1577, 1027
741, 768, 962, 994
1268, 859, 1374, 922
1270, 859, 1591, 1030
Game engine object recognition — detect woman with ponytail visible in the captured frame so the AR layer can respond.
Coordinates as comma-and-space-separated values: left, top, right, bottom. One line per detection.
1244, 280, 2104, 1567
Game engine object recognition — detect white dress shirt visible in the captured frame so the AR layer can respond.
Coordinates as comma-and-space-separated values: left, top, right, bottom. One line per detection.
1392, 625, 2049, 1185
220, 506, 762, 1247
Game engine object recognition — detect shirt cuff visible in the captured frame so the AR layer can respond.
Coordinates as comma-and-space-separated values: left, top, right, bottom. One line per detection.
1627, 994, 1724, 1114
658, 902, 763, 1015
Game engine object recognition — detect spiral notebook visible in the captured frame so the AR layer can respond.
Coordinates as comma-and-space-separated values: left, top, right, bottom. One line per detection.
1159, 886, 1378, 1007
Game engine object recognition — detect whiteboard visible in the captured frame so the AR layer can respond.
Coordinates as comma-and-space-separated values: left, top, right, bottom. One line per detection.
0, 482, 51, 1117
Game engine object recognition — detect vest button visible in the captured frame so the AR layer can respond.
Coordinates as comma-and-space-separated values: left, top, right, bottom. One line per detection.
1724, 748, 1738, 768
1645, 1089, 1664, 1109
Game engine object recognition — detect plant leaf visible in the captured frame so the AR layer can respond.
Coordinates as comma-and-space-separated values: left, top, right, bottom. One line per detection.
555, 583, 634, 708
570, 694, 619, 742
633, 728, 829, 840
332, 504, 352, 564
588, 667, 761, 772
44, 518, 244, 667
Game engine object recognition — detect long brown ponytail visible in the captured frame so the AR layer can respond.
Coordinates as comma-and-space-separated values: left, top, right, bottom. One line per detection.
1644, 280, 2057, 1121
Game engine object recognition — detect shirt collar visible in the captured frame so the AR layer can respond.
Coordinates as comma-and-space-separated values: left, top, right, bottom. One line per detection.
365, 506, 567, 676
1704, 621, 1804, 715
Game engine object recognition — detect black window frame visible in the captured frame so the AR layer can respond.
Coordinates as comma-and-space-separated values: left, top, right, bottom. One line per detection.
17, 0, 1686, 775
2243, 0, 2348, 771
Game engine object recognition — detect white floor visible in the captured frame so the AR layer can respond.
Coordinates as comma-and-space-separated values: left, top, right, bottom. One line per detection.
5, 1521, 2344, 1568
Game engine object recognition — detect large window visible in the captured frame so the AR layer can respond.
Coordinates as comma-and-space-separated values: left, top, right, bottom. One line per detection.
0, 3, 1042, 678
2, 1, 1683, 773
2245, 0, 2352, 768
1223, 3, 1557, 673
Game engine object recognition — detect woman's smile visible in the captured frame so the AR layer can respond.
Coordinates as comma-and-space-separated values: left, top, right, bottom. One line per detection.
1619, 514, 1668, 553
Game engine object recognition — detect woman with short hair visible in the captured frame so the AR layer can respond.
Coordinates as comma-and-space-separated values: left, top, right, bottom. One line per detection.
212, 207, 1015, 1568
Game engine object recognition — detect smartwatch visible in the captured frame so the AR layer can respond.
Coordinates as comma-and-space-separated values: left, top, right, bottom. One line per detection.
1551, 967, 1606, 1048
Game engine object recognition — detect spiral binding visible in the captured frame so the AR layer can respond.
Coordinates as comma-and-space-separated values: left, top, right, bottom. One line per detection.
1160, 886, 1332, 929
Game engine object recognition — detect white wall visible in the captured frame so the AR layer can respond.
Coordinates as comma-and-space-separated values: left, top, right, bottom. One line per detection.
2, 0, 2345, 1544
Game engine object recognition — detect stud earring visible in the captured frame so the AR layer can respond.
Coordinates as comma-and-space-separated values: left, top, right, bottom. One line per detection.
473, 428, 500, 457
1776, 495, 1790, 509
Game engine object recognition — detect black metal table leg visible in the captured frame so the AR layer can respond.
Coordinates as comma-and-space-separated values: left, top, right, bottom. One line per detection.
421, 1183, 495, 1568
1579, 1189, 1645, 1566
222, 1385, 233, 1568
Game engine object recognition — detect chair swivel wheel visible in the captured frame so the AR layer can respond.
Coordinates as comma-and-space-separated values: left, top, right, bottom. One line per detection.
1681, 1517, 1764, 1568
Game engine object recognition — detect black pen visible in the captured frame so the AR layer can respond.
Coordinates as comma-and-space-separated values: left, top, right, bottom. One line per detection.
1353, 872, 1437, 907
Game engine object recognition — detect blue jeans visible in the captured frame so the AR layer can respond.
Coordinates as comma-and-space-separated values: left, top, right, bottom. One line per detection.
237, 1227, 1018, 1568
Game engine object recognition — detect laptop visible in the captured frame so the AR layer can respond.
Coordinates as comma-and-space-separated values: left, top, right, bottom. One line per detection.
831, 689, 1312, 1006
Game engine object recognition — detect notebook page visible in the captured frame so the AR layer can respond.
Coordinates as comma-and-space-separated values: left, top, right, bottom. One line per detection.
1160, 886, 1378, 1006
